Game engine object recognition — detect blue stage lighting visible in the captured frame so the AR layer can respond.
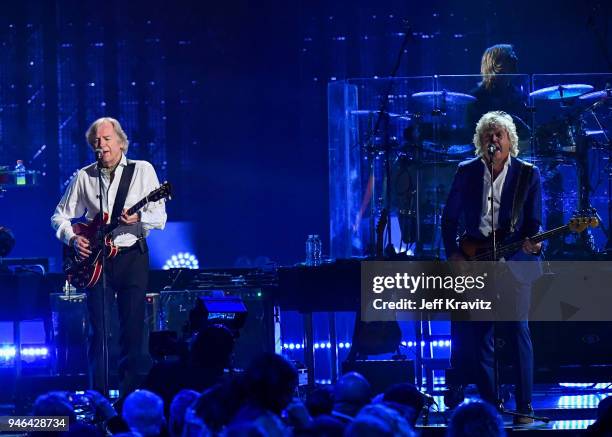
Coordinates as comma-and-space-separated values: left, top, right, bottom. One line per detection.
0, 346, 16, 359
552, 420, 595, 430
0, 345, 49, 361
163, 251, 199, 270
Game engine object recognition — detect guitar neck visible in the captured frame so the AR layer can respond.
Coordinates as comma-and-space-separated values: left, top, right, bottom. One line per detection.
474, 224, 570, 260
105, 195, 149, 234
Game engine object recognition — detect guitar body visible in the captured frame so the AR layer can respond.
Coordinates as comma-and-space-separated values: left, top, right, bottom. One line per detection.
61, 181, 172, 289
63, 212, 118, 289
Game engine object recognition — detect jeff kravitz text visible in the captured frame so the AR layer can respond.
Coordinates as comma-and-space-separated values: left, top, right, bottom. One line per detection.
372, 297, 492, 311
369, 272, 493, 313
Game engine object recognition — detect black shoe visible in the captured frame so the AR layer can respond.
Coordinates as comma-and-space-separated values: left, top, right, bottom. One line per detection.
513, 403, 534, 425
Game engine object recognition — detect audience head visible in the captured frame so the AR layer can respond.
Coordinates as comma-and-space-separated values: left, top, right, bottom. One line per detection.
32, 391, 76, 423
306, 387, 334, 417
333, 372, 371, 417
356, 404, 414, 437
244, 353, 298, 414
169, 389, 199, 437
192, 377, 249, 433
299, 415, 345, 437
191, 323, 235, 369
344, 414, 393, 437
447, 400, 505, 437
0, 226, 15, 257
122, 389, 165, 437
382, 383, 426, 426
222, 422, 266, 436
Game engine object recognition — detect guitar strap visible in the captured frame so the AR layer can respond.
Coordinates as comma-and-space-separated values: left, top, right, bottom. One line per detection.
111, 162, 136, 222
509, 161, 533, 233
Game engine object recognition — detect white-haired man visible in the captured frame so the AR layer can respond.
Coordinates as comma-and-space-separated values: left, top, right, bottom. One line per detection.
441, 111, 542, 424
51, 117, 167, 396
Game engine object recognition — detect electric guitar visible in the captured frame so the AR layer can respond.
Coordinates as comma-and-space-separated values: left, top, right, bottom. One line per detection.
63, 182, 172, 288
459, 210, 599, 261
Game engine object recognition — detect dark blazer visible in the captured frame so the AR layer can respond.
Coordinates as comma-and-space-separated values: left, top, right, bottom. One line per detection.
441, 156, 542, 260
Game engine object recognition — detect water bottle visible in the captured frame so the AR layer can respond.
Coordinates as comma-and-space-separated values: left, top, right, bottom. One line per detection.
305, 235, 314, 266
312, 234, 322, 266
15, 160, 26, 185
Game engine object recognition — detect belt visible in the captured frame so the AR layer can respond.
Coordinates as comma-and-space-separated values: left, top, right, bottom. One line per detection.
116, 238, 146, 255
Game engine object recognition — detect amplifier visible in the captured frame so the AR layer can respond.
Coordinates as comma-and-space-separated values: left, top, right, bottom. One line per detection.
159, 288, 275, 369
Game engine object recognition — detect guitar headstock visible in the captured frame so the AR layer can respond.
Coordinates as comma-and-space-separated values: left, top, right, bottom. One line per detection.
149, 181, 172, 203
568, 208, 599, 233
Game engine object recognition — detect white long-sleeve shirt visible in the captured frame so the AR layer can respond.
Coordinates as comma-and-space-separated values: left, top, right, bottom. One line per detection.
51, 154, 167, 248
478, 155, 511, 236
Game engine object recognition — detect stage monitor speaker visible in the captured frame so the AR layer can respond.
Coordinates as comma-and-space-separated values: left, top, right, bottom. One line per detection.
159, 288, 274, 370
342, 359, 415, 394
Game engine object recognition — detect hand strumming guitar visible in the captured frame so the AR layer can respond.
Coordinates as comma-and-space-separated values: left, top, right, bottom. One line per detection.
70, 235, 92, 259
448, 252, 467, 262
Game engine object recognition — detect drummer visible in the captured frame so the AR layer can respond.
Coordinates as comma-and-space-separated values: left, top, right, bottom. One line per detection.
465, 44, 531, 145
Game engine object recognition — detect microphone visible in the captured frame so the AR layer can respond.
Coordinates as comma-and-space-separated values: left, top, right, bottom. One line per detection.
94, 138, 103, 160
487, 143, 499, 157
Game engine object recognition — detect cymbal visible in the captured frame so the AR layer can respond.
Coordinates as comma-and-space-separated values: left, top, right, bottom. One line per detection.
350, 110, 411, 121
420, 142, 474, 158
530, 84, 594, 100
578, 89, 612, 102
411, 91, 476, 105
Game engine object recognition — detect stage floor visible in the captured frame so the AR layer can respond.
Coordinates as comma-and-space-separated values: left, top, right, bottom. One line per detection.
420, 383, 610, 434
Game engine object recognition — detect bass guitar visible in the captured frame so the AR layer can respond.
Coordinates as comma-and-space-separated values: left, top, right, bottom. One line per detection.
459, 210, 599, 261
63, 182, 172, 288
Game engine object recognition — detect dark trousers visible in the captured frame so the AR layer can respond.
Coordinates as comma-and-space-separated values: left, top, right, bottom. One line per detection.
86, 242, 149, 395
474, 321, 533, 408
451, 269, 534, 409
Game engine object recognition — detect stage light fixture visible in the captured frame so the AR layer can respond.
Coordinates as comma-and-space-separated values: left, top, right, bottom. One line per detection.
163, 251, 199, 270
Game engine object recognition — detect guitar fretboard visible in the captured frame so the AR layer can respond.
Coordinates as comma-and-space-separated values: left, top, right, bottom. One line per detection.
472, 224, 570, 261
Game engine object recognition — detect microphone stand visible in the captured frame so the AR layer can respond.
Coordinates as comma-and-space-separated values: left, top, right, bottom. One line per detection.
487, 149, 502, 415
95, 147, 110, 397
363, 21, 413, 257
488, 149, 548, 425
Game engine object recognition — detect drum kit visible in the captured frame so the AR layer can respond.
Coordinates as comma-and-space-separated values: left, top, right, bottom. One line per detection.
358, 82, 612, 257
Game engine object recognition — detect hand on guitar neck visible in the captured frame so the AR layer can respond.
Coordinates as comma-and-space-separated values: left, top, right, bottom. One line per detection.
521, 238, 541, 255
120, 208, 140, 225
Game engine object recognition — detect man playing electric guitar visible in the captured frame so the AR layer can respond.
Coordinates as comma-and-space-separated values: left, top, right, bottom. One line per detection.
51, 117, 167, 396
441, 111, 542, 424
